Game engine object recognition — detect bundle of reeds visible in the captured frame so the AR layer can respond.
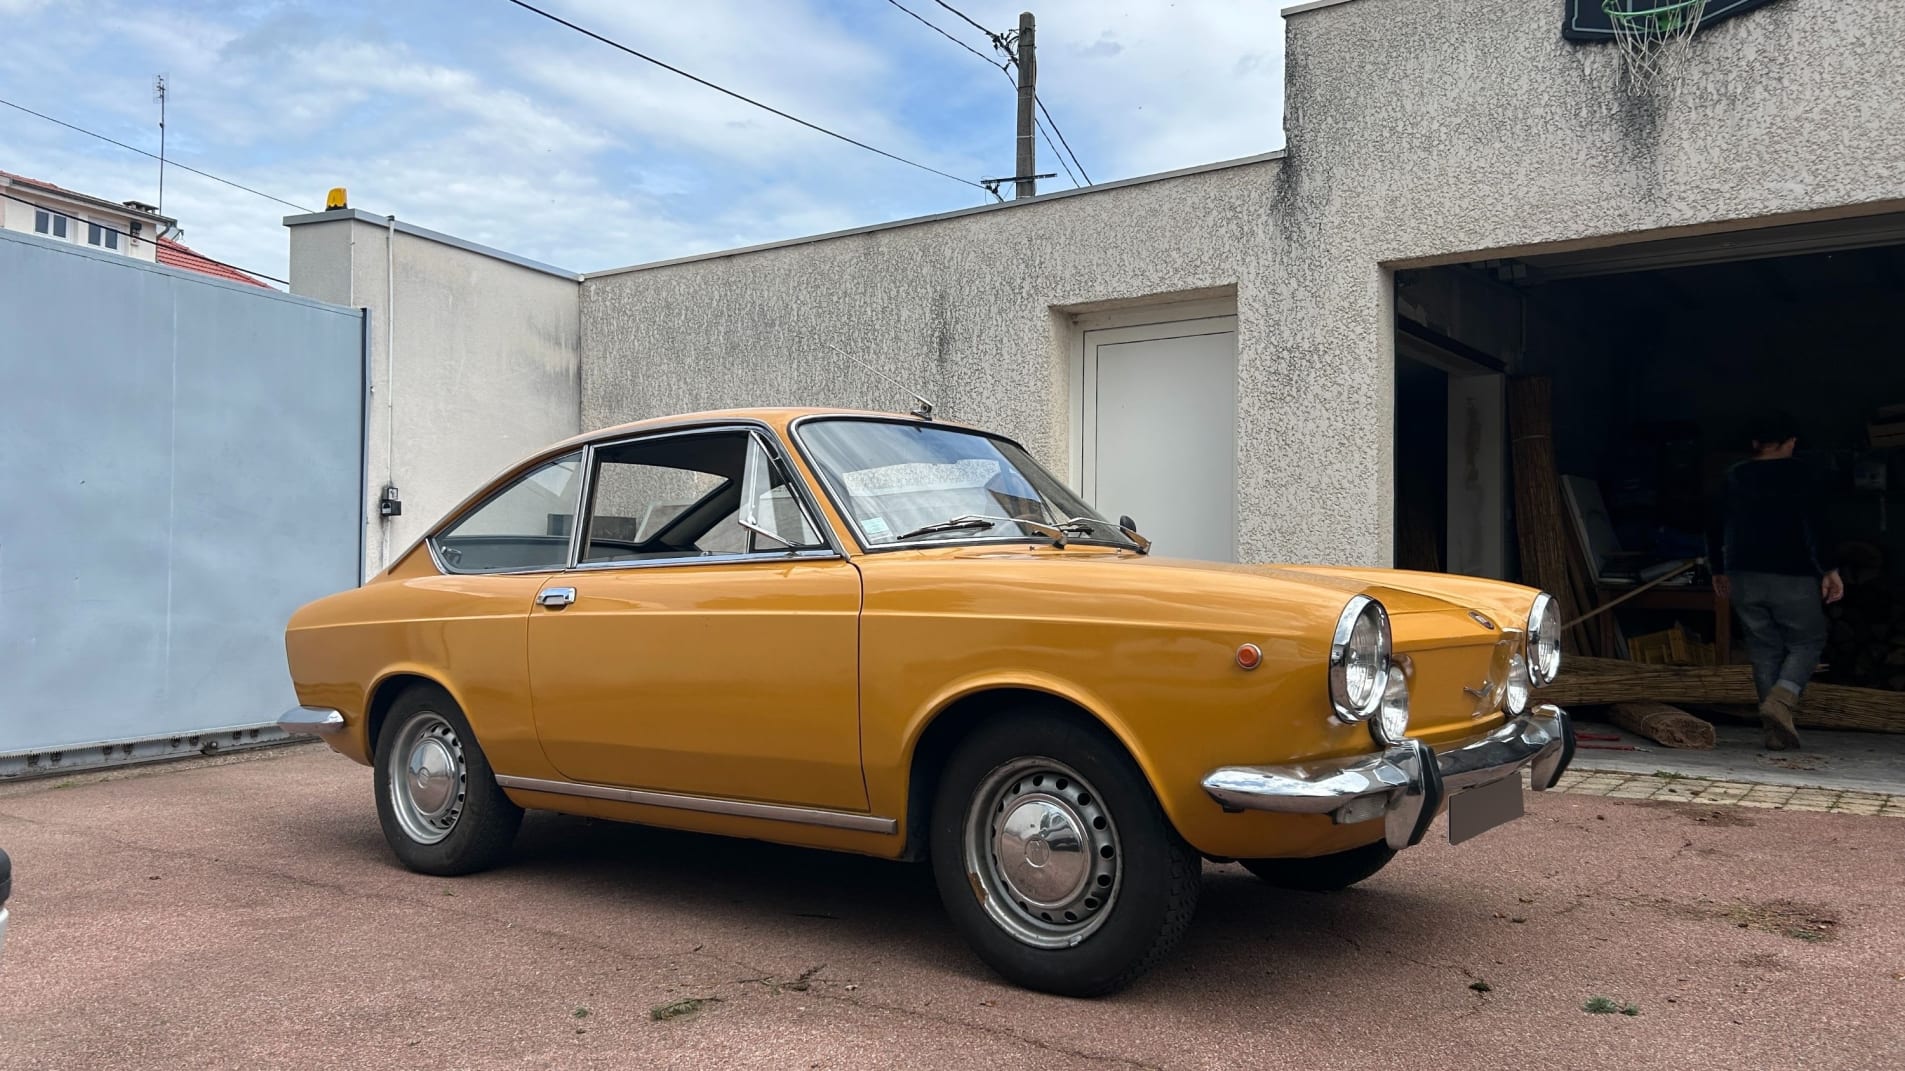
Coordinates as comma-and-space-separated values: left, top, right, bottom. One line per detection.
1508, 377, 1598, 655
1539, 656, 1905, 733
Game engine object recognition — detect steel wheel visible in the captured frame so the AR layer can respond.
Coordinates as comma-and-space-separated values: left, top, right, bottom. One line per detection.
963, 756, 1122, 949
386, 711, 468, 845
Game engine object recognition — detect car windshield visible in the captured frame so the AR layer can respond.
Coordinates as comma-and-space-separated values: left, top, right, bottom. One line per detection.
798, 419, 1133, 549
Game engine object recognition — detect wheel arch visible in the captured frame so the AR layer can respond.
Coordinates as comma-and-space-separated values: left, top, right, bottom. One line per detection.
363, 669, 460, 762
896, 682, 1167, 862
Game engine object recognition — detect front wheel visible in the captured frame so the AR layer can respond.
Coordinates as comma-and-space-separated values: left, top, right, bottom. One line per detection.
373, 685, 523, 876
1241, 840, 1396, 892
929, 713, 1201, 997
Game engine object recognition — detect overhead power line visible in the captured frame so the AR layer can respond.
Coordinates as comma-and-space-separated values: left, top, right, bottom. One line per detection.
886, 5, 1094, 189
882, 2, 1089, 190
931, 0, 1006, 47
502, 0, 985, 192
1035, 119, 1079, 187
1033, 95, 1091, 185
0, 96, 315, 213
0, 189, 289, 286
882, 0, 1006, 71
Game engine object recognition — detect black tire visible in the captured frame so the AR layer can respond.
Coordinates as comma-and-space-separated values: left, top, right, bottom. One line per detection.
929, 711, 1201, 997
373, 684, 523, 876
1241, 840, 1396, 892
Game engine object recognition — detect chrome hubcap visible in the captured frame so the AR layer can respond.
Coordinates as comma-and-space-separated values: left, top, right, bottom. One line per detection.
964, 757, 1121, 949
388, 712, 466, 845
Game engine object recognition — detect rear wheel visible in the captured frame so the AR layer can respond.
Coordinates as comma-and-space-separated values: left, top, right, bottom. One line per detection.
373, 685, 522, 876
1241, 841, 1396, 892
929, 712, 1200, 996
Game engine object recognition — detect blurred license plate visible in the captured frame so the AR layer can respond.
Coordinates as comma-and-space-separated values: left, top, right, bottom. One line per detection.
1448, 775, 1524, 844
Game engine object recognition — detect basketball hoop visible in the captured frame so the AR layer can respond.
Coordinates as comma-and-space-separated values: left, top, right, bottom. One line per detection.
1602, 0, 1709, 91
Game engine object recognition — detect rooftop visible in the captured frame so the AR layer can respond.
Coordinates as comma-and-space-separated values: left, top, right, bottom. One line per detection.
0, 169, 177, 228
155, 236, 270, 288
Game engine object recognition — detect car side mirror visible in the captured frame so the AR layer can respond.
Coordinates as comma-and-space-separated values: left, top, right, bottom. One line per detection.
1119, 514, 1138, 533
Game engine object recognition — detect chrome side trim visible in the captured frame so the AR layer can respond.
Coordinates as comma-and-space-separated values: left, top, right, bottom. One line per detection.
277, 706, 347, 736
494, 775, 899, 834
566, 549, 840, 574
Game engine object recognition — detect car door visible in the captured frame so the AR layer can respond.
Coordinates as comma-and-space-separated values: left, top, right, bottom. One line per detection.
416, 450, 587, 774
525, 426, 867, 812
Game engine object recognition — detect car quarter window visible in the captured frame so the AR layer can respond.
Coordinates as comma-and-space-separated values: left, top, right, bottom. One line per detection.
581, 430, 825, 565
430, 452, 584, 573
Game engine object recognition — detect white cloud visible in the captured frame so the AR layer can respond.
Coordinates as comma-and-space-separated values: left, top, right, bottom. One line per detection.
0, 0, 1293, 282
993, 0, 1288, 178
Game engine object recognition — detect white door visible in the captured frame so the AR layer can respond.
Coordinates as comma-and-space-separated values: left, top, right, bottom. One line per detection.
1080, 316, 1238, 562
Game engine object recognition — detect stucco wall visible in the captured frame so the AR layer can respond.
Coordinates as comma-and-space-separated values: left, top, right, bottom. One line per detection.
299, 0, 1905, 572
1265, 0, 1905, 564
578, 157, 1398, 565
1282, 0, 1905, 265
287, 212, 582, 573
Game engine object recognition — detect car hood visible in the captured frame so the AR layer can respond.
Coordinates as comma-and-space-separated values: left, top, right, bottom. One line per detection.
1122, 556, 1531, 621
939, 548, 1541, 630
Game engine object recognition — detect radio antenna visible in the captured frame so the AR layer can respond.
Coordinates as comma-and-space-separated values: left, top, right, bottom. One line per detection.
813, 338, 935, 420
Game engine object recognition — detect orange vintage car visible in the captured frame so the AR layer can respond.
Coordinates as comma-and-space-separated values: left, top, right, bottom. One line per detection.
281, 408, 1573, 995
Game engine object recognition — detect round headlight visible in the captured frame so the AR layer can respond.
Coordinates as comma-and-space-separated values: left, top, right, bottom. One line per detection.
1373, 667, 1410, 746
1504, 651, 1531, 715
1528, 591, 1563, 687
1330, 596, 1391, 723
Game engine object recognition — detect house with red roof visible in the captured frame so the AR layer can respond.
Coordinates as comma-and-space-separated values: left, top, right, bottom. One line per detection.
0, 169, 269, 287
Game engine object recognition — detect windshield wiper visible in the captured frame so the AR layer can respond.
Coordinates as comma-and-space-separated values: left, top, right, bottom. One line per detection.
1056, 516, 1152, 554
896, 516, 997, 541
895, 514, 1068, 548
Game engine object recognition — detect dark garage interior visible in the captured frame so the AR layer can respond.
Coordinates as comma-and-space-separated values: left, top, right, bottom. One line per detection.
1392, 211, 1905, 750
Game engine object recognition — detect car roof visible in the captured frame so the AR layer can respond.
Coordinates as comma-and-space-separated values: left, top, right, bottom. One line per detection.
545, 407, 979, 453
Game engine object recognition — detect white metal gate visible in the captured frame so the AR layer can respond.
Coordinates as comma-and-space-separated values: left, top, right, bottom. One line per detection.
0, 230, 366, 776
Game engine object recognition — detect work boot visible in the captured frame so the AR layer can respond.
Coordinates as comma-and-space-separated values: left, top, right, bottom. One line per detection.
1760, 688, 1802, 751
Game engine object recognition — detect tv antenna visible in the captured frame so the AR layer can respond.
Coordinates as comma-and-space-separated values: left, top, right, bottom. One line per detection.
813, 338, 935, 420
154, 74, 167, 214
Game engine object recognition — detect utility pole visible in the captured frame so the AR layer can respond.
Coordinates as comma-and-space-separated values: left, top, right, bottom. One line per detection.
154, 74, 167, 214
1013, 11, 1037, 199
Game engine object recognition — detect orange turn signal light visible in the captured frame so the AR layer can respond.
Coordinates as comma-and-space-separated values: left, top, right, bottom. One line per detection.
1235, 643, 1262, 671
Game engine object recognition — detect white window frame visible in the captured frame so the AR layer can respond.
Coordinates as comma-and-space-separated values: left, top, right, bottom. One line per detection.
85, 219, 121, 251
33, 209, 75, 242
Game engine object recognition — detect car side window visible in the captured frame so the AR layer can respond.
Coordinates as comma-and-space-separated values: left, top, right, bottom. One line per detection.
431, 452, 583, 573
581, 430, 825, 565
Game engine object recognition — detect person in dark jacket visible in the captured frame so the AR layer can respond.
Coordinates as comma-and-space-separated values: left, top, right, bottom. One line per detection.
1708, 411, 1844, 750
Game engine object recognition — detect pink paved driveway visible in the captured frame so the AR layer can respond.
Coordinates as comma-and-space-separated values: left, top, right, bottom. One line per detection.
0, 746, 1899, 1070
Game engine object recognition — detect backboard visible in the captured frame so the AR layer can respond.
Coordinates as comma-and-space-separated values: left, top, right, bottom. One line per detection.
1562, 0, 1781, 41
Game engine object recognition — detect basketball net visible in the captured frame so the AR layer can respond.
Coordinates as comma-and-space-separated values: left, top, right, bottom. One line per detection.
1602, 0, 1709, 92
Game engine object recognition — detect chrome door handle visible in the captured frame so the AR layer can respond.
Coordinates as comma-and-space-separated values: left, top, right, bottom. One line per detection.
537, 586, 576, 609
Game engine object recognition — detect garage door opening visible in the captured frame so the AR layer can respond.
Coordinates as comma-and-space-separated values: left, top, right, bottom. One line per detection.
1393, 211, 1905, 773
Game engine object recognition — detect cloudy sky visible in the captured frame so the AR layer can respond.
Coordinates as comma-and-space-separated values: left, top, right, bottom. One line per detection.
0, 0, 1291, 285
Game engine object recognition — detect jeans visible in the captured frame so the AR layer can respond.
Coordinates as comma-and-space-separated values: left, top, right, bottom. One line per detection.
1729, 571, 1828, 700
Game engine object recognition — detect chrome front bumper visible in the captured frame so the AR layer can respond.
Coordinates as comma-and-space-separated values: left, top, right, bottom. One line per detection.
1201, 705, 1575, 851
277, 706, 346, 736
